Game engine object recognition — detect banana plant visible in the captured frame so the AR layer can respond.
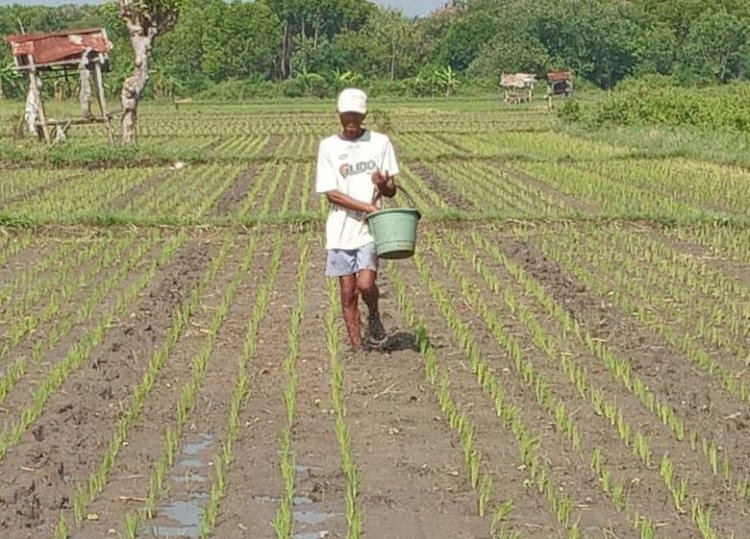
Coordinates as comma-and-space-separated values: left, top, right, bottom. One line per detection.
433, 65, 460, 97
0, 63, 22, 99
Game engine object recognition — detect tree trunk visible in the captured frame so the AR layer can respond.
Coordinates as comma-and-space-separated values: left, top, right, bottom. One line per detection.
121, 33, 152, 144
280, 23, 292, 79
390, 36, 396, 81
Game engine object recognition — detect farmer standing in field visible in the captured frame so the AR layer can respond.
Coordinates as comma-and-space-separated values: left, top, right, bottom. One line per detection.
316, 88, 399, 352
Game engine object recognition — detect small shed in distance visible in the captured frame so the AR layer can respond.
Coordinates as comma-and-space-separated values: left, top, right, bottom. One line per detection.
5, 28, 114, 143
500, 73, 537, 104
546, 71, 573, 97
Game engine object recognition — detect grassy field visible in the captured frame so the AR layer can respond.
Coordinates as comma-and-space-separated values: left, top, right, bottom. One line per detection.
0, 98, 749, 539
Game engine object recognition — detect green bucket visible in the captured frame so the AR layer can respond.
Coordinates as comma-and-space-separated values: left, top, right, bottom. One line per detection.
366, 203, 421, 260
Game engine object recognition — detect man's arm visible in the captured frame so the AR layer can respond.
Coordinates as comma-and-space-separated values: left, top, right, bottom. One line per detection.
325, 190, 379, 214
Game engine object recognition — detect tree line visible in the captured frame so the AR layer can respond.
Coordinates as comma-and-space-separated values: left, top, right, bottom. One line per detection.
0, 0, 748, 100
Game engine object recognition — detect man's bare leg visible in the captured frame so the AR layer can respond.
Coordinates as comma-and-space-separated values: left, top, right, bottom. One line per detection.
357, 269, 378, 315
339, 274, 361, 347
358, 269, 386, 343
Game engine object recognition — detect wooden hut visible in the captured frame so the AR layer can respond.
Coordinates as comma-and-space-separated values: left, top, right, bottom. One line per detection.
5, 28, 114, 143
546, 71, 573, 97
501, 73, 537, 104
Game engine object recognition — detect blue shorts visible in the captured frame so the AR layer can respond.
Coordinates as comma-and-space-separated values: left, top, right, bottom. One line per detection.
325, 243, 378, 277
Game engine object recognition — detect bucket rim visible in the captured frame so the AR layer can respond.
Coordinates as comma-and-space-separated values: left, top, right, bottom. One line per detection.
365, 207, 422, 221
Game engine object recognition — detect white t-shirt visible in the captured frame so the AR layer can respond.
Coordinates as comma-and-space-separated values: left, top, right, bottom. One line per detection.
316, 130, 399, 250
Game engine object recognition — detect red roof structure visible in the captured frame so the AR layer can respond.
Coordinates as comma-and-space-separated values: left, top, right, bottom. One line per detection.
5, 28, 112, 69
546, 71, 573, 83
4, 27, 114, 143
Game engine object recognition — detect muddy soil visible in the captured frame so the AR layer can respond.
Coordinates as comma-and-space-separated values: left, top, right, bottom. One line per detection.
0, 233, 218, 537
1, 225, 748, 539
0, 173, 84, 209
495, 161, 599, 214
501, 233, 750, 537
210, 165, 259, 217
108, 169, 175, 211
409, 161, 475, 212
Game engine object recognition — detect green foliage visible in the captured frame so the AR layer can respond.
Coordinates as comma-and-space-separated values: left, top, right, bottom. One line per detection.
0, 0, 747, 98
0, 138, 205, 167
561, 83, 750, 131
468, 35, 550, 79
0, 63, 23, 99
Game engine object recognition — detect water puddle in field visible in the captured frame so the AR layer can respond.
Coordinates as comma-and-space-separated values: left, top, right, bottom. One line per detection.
295, 464, 323, 476
243, 462, 342, 539
294, 533, 334, 539
253, 494, 314, 505
147, 493, 209, 538
178, 458, 205, 468
294, 510, 338, 526
146, 434, 214, 538
183, 435, 213, 455
173, 471, 208, 483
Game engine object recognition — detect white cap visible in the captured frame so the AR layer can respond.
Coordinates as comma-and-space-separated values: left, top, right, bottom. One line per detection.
337, 88, 367, 114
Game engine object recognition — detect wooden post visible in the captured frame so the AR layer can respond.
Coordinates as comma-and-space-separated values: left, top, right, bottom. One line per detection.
93, 57, 114, 145
79, 52, 92, 119
26, 55, 50, 143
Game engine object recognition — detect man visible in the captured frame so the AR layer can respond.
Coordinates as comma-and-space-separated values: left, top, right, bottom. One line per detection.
315, 88, 399, 352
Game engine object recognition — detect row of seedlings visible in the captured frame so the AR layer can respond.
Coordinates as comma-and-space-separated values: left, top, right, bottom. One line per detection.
431, 160, 569, 217
118, 231, 267, 538
212, 134, 272, 159
441, 229, 730, 536
513, 161, 702, 220
591, 226, 748, 362
411, 237, 637, 538
324, 278, 363, 538
0, 231, 35, 267
5, 169, 156, 222
0, 233, 96, 310
0, 232, 144, 408
469, 229, 749, 500
539, 227, 750, 404
1, 231, 142, 362
198, 232, 286, 536
0, 232, 185, 464
134, 164, 244, 222
451, 131, 623, 161
57, 231, 238, 536
387, 260, 568, 538
392, 133, 464, 159
579, 159, 750, 217
671, 226, 750, 266
272, 235, 311, 538
0, 169, 78, 203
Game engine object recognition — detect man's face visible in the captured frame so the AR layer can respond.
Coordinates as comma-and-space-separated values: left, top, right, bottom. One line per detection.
339, 111, 366, 139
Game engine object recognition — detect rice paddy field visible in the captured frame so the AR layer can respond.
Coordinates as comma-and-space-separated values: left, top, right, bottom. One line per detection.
0, 98, 749, 539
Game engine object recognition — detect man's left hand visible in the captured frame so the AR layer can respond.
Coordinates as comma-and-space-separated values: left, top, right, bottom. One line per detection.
372, 169, 396, 197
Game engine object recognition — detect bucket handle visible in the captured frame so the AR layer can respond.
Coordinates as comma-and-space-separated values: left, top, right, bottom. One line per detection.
373, 184, 418, 210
